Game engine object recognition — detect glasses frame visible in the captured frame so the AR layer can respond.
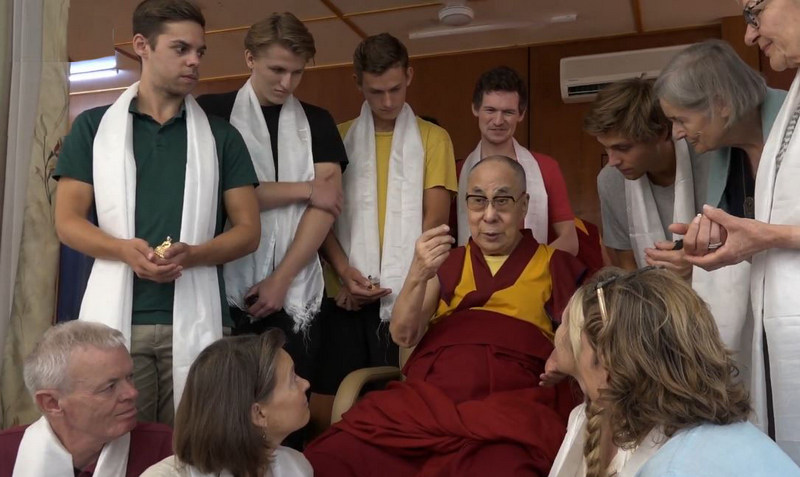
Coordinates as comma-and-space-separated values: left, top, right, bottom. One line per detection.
743, 0, 767, 28
464, 192, 525, 212
594, 266, 660, 323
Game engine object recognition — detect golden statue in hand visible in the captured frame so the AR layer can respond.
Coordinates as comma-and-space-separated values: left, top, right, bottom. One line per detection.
154, 236, 173, 259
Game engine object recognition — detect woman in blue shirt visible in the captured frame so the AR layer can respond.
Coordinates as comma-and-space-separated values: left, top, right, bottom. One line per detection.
549, 267, 800, 477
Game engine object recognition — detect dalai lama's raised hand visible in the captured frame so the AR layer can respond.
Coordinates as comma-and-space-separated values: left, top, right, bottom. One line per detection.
410, 224, 455, 282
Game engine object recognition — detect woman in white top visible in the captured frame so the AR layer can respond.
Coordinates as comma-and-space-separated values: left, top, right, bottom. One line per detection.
142, 329, 313, 477
547, 268, 632, 477
548, 267, 798, 477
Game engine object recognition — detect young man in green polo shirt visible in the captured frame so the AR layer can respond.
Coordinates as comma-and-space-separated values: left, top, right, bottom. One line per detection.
53, 0, 260, 425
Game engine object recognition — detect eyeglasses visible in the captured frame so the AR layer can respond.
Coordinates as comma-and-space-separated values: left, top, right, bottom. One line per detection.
743, 0, 768, 28
594, 266, 659, 323
465, 193, 524, 212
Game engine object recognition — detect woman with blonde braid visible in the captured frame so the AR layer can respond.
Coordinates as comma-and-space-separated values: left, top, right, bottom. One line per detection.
548, 267, 799, 477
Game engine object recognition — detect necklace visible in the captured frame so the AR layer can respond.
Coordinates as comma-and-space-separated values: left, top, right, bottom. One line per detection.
742, 156, 755, 219
776, 101, 800, 171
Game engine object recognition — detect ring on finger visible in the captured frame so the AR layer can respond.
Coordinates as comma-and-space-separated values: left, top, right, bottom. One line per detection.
707, 241, 723, 250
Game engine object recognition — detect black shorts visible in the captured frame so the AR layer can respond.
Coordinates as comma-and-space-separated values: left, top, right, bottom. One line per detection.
229, 306, 321, 384
311, 298, 399, 395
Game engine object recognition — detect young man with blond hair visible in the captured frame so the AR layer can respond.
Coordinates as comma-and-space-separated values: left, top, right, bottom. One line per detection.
197, 12, 347, 379
586, 77, 752, 360
586, 78, 697, 273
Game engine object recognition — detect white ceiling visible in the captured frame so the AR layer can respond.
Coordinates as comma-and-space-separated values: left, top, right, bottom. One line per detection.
67, 0, 743, 93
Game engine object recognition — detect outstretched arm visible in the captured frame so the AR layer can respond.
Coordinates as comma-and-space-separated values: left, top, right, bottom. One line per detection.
390, 224, 454, 348
676, 205, 800, 270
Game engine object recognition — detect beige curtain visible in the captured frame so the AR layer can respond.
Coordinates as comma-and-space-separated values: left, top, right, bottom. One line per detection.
0, 0, 69, 428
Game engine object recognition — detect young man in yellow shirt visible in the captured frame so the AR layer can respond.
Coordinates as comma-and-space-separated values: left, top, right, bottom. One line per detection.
312, 33, 457, 432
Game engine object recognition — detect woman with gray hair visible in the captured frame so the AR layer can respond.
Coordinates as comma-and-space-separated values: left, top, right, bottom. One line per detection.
652, 38, 785, 397
655, 39, 785, 222
674, 1, 800, 465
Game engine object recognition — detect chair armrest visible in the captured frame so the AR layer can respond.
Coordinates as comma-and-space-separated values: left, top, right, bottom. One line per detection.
330, 366, 403, 424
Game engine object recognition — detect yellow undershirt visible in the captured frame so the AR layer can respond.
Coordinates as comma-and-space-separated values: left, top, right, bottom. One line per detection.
483, 254, 509, 276
434, 243, 556, 338
337, 117, 458, 248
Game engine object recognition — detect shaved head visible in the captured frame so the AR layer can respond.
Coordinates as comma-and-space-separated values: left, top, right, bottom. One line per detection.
466, 155, 529, 255
469, 155, 526, 194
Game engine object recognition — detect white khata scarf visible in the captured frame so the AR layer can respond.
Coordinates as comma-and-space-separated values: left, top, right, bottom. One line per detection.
335, 101, 424, 321
80, 82, 221, 408
225, 79, 322, 330
13, 416, 130, 477
750, 69, 800, 461
457, 139, 548, 245
624, 139, 751, 356
624, 139, 694, 267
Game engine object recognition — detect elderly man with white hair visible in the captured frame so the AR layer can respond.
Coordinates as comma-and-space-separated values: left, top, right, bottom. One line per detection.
0, 321, 173, 476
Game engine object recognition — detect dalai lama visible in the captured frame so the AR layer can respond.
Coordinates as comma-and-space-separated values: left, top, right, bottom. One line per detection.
305, 155, 585, 476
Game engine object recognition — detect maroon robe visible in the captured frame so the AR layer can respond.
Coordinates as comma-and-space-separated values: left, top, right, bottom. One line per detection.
575, 218, 604, 276
0, 422, 173, 477
305, 234, 584, 476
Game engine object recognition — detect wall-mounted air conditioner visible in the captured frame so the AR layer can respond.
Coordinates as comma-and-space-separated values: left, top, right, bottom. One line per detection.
559, 44, 693, 104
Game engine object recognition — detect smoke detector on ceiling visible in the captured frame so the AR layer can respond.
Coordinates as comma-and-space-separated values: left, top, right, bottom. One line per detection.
438, 4, 474, 26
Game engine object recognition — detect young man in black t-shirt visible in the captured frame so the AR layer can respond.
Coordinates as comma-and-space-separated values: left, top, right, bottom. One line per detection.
197, 13, 347, 395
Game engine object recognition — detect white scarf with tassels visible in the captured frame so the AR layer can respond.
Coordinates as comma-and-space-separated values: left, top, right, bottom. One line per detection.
79, 82, 221, 409
335, 102, 424, 321
224, 79, 322, 330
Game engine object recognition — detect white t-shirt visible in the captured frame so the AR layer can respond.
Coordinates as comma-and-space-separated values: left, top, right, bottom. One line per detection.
597, 165, 675, 251
549, 403, 632, 477
141, 446, 313, 477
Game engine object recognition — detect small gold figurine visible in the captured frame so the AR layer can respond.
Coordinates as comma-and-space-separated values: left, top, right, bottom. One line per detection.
154, 236, 173, 259
366, 275, 380, 290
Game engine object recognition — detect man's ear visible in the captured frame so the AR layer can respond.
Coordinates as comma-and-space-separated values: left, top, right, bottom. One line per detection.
245, 49, 255, 70
471, 103, 479, 118
132, 33, 150, 60
520, 192, 530, 215
353, 73, 363, 92
405, 66, 414, 87
35, 389, 64, 417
